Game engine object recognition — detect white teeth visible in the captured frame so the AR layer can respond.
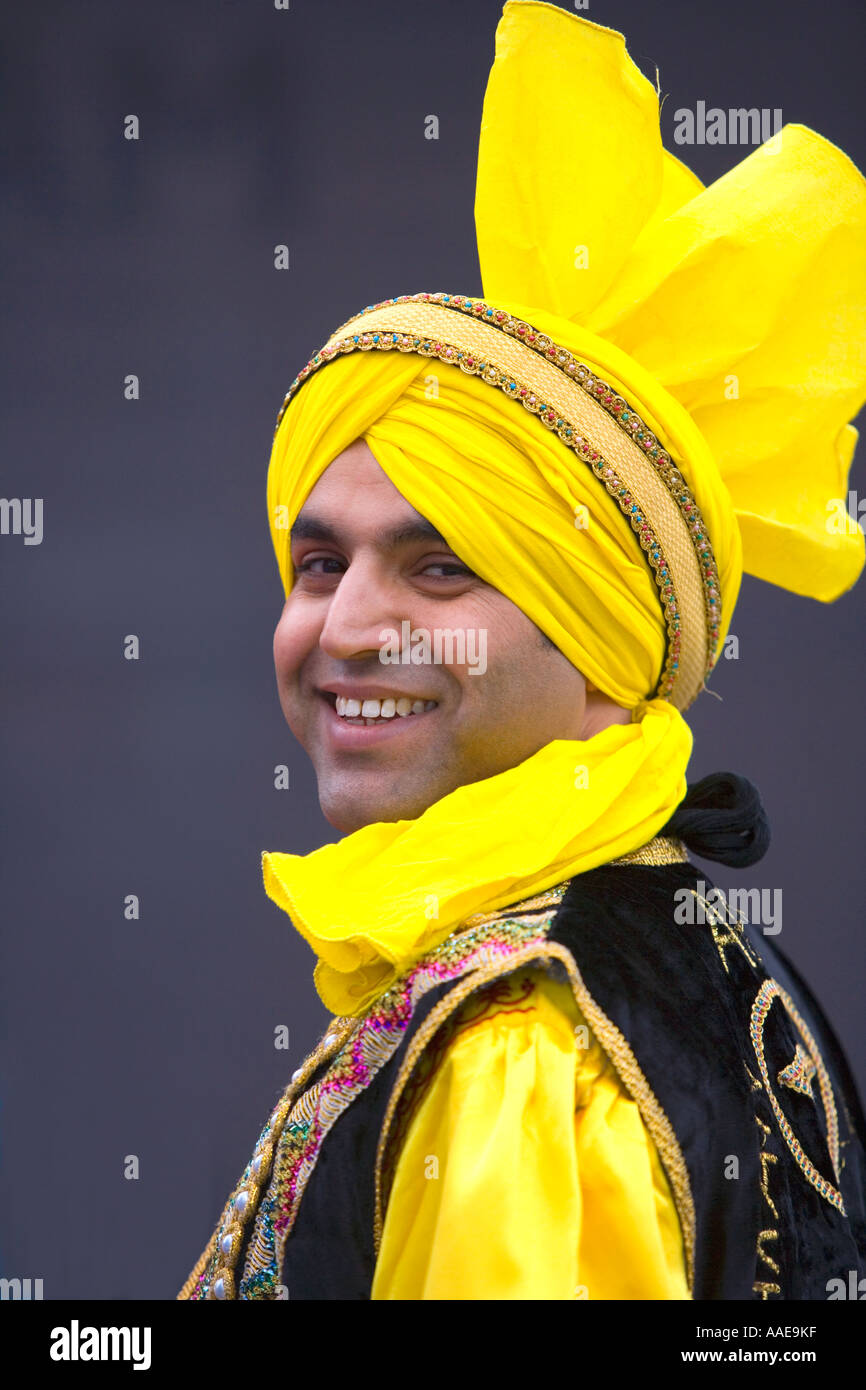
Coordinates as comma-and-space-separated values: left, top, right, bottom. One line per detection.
333, 693, 437, 721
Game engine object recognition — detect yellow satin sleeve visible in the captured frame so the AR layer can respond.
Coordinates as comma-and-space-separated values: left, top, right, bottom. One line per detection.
370, 965, 689, 1300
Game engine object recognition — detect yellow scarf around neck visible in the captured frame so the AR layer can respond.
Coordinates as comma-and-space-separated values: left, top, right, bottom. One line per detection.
263, 698, 691, 1016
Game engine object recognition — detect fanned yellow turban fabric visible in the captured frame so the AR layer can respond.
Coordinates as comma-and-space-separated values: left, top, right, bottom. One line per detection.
269, 3, 865, 708
262, 2, 866, 1015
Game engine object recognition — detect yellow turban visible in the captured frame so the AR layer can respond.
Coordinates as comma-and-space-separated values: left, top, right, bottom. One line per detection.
267, 3, 865, 712
261, 3, 866, 1015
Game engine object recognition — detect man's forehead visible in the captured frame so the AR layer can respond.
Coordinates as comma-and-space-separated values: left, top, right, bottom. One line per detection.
289, 507, 451, 551
289, 443, 455, 550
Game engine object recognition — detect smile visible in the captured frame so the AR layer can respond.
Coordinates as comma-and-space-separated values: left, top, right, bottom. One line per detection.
334, 694, 438, 724
316, 690, 441, 744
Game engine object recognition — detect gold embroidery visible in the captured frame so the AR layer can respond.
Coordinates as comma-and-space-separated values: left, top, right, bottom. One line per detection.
744, 1063, 763, 1093
608, 835, 690, 867
777, 1043, 817, 1100
177, 1015, 358, 1300
753, 1111, 781, 1298
225, 914, 563, 1298
461, 883, 569, 928
178, 1239, 218, 1302
710, 920, 760, 972
758, 1151, 779, 1221
689, 891, 760, 974
750, 979, 844, 1212
754, 1280, 782, 1300
462, 835, 689, 927
374, 941, 696, 1295
756, 1230, 780, 1275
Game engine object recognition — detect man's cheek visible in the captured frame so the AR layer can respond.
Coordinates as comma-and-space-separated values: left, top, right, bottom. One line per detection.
274, 628, 308, 684
280, 693, 312, 751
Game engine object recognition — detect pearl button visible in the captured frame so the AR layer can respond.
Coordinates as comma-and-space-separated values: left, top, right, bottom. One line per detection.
213, 1277, 226, 1300
291, 1068, 303, 1082
324, 1033, 337, 1048
234, 1190, 249, 1218
220, 1233, 233, 1256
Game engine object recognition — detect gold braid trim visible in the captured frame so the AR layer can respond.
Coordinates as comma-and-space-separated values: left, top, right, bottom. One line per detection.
177, 1236, 219, 1302
373, 940, 696, 1295
608, 835, 689, 867
176, 1014, 358, 1301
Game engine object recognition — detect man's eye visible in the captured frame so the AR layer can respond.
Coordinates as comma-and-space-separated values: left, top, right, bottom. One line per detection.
422, 561, 474, 578
294, 556, 344, 575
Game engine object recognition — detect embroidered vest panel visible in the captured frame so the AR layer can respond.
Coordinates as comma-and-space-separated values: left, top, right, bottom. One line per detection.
547, 863, 866, 1300
178, 888, 567, 1301
178, 855, 866, 1301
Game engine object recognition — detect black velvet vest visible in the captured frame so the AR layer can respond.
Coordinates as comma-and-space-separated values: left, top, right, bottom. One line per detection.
179, 776, 866, 1301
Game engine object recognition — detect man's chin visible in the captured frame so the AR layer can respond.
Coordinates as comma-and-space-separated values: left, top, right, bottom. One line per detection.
317, 773, 453, 835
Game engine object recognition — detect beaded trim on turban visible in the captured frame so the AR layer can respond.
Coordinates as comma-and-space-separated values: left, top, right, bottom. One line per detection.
273, 291, 722, 713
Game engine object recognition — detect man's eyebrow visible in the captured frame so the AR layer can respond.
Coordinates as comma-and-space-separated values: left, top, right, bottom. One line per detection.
289, 513, 453, 551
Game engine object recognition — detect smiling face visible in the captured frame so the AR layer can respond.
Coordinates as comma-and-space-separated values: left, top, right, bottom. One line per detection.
273, 439, 625, 833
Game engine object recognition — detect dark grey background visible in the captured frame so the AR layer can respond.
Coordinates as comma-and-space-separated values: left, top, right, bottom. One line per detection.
2, 0, 864, 1299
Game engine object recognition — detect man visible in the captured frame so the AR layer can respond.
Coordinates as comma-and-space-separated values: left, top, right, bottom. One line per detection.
275, 437, 634, 835
179, 3, 866, 1299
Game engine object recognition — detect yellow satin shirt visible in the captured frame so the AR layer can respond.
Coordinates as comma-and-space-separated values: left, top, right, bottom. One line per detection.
371, 965, 689, 1300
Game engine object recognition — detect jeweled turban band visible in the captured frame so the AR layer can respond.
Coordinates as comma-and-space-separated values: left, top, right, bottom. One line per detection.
273, 291, 722, 713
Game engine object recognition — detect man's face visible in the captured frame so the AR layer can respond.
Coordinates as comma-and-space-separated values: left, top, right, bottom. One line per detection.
273, 439, 589, 833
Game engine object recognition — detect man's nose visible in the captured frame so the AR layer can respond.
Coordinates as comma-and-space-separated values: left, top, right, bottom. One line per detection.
317, 559, 403, 661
